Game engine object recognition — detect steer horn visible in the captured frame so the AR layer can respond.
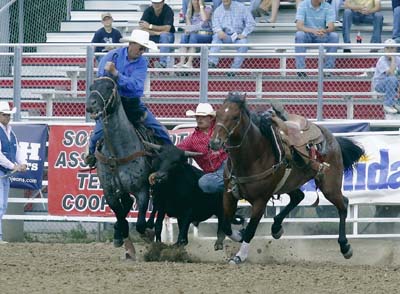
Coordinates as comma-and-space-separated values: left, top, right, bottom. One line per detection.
142, 141, 162, 151
183, 150, 203, 157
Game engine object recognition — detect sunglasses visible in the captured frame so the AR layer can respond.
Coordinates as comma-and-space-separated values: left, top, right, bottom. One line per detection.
0, 113, 11, 117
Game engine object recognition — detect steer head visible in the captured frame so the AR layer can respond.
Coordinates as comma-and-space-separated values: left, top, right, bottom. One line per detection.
143, 142, 202, 185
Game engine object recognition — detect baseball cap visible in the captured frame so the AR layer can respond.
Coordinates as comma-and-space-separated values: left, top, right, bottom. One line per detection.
101, 12, 113, 20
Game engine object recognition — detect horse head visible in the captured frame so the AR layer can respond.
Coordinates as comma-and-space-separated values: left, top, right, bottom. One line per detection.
209, 92, 251, 151
143, 142, 202, 185
86, 76, 119, 119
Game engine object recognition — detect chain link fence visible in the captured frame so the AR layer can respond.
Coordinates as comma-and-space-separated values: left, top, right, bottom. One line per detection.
5, 43, 398, 120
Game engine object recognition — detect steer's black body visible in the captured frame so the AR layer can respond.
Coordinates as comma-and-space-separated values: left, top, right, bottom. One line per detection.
148, 144, 226, 250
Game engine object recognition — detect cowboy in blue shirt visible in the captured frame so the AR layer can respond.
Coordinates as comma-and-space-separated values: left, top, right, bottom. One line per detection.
85, 30, 172, 167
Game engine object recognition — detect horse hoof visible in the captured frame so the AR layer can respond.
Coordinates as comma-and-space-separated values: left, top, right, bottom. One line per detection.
214, 243, 223, 251
272, 227, 284, 239
343, 246, 353, 259
113, 238, 124, 248
228, 256, 242, 265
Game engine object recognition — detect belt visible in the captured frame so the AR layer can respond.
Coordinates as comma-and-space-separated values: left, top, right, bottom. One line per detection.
197, 30, 213, 35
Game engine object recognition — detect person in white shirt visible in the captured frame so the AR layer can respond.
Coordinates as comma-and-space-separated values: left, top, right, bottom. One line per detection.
372, 39, 400, 114
0, 102, 27, 244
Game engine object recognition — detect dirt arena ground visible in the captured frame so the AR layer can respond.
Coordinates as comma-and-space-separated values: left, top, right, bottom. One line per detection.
1, 238, 400, 294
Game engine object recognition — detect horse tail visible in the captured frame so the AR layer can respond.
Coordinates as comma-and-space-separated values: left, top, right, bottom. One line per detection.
336, 136, 365, 173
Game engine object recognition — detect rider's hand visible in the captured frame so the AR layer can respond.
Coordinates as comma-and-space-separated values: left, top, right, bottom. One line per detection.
105, 61, 118, 77
217, 31, 226, 40
84, 153, 97, 168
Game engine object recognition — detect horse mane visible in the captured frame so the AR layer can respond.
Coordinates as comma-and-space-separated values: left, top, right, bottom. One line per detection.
225, 92, 281, 162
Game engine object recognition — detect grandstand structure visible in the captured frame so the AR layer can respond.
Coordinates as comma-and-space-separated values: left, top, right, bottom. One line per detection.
2, 0, 399, 120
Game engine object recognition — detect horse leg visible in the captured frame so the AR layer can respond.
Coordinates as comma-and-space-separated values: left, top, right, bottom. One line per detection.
107, 193, 136, 259
229, 199, 266, 265
222, 191, 241, 242
318, 179, 352, 259
214, 214, 225, 251
271, 189, 305, 239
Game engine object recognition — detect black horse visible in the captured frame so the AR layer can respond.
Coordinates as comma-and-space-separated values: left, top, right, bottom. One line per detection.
86, 76, 154, 260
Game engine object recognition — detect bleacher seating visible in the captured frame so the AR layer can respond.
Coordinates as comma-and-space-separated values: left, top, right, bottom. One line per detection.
4, 0, 397, 120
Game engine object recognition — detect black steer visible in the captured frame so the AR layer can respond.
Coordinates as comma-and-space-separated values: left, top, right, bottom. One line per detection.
146, 143, 229, 251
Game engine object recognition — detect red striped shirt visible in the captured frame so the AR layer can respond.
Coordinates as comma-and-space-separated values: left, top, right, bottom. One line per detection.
177, 121, 227, 173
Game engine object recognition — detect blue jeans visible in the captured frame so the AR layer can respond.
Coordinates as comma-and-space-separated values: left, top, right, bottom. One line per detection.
295, 31, 339, 69
0, 171, 10, 240
150, 32, 175, 67
209, 34, 248, 69
393, 6, 400, 44
342, 9, 383, 43
198, 160, 226, 194
89, 110, 172, 154
180, 32, 213, 44
375, 76, 399, 107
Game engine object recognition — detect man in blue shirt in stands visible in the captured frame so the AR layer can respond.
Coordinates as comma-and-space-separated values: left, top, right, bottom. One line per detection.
295, 0, 339, 78
85, 29, 172, 167
208, 0, 256, 76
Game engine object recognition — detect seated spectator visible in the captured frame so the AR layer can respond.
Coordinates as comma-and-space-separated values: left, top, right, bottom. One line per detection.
342, 0, 383, 52
182, 0, 221, 15
91, 12, 122, 63
295, 0, 339, 77
372, 39, 400, 114
393, 0, 400, 49
175, 0, 213, 68
139, 0, 175, 68
208, 0, 256, 75
300, 0, 343, 22
250, 0, 280, 23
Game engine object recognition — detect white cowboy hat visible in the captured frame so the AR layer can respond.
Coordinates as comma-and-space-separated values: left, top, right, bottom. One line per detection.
186, 103, 216, 117
151, 0, 164, 3
384, 38, 397, 47
0, 101, 16, 114
121, 29, 159, 52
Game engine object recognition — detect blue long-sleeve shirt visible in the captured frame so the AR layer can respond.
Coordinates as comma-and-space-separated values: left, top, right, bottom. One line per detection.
97, 47, 148, 112
393, 0, 400, 9
212, 1, 255, 37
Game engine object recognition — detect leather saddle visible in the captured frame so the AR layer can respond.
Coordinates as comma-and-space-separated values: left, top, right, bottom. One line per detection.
271, 112, 325, 169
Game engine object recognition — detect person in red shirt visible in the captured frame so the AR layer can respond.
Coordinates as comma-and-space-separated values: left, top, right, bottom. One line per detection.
177, 103, 228, 194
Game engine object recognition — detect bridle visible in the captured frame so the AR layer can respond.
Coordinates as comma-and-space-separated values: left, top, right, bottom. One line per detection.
90, 76, 119, 120
216, 110, 252, 150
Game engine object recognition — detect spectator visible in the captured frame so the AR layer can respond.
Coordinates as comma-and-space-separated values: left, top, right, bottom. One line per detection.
372, 39, 400, 114
208, 0, 256, 75
295, 0, 339, 77
91, 12, 123, 63
250, 0, 280, 23
177, 103, 227, 193
175, 0, 213, 68
139, 0, 175, 68
182, 0, 222, 15
342, 0, 383, 52
0, 102, 27, 244
393, 0, 400, 48
84, 30, 172, 167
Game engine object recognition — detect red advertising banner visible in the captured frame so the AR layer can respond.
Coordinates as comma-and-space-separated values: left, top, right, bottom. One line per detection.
48, 125, 195, 216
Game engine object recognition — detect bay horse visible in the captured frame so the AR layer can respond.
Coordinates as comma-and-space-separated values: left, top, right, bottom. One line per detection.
86, 76, 154, 260
209, 92, 365, 264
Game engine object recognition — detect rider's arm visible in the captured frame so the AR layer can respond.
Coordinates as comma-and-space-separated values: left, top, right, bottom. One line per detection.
177, 133, 195, 151
115, 58, 147, 98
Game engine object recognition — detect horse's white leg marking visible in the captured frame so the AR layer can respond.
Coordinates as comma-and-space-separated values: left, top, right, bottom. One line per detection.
235, 241, 250, 262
